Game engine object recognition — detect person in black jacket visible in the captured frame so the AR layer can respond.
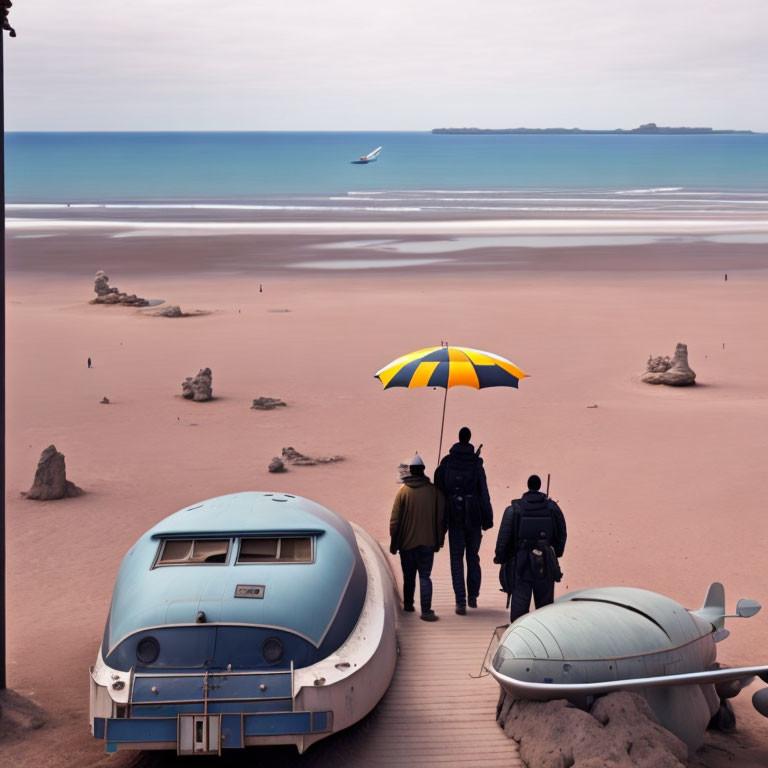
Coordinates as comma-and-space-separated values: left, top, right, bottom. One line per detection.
434, 427, 493, 615
494, 474, 567, 623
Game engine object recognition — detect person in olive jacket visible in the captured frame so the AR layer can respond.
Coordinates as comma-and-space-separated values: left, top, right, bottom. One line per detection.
494, 474, 567, 623
390, 453, 446, 622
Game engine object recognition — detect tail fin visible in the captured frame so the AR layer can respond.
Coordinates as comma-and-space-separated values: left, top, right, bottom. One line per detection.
693, 582, 726, 629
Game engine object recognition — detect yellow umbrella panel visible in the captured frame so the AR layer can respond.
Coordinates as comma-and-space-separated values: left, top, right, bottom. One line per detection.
374, 346, 527, 390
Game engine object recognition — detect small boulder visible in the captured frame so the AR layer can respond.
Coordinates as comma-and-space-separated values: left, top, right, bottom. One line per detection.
281, 446, 342, 466
251, 397, 287, 410
268, 457, 286, 473
100, 396, 110, 404
641, 343, 696, 386
182, 368, 213, 401
24, 445, 84, 500
158, 305, 183, 318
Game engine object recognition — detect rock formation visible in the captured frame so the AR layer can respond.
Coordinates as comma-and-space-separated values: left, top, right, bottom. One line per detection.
268, 457, 286, 473
182, 368, 213, 401
158, 305, 183, 318
24, 445, 84, 500
281, 447, 342, 466
0, 689, 47, 737
497, 690, 688, 768
641, 343, 696, 386
251, 397, 287, 410
90, 270, 149, 307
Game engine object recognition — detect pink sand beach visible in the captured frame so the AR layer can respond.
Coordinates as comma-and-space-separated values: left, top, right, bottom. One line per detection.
4, 223, 768, 765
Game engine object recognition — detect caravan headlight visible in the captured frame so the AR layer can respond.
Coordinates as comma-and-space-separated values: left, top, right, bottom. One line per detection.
262, 637, 283, 665
136, 636, 160, 664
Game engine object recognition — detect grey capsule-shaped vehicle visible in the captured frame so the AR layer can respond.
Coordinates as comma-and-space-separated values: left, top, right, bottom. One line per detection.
90, 492, 398, 755
489, 583, 768, 751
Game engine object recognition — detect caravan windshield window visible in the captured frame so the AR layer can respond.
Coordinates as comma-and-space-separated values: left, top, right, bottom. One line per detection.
237, 537, 313, 564
155, 539, 230, 566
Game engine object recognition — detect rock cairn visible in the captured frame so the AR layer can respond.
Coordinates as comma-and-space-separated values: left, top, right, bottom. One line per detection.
497, 690, 688, 768
281, 446, 342, 466
641, 343, 696, 386
182, 368, 213, 401
251, 397, 287, 410
24, 445, 84, 500
90, 270, 148, 307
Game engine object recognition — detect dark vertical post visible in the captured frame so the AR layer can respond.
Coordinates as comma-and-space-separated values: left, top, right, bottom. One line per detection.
0, 13, 6, 692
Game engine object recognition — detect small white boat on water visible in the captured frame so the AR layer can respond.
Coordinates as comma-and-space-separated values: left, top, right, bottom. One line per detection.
351, 146, 382, 164
90, 492, 398, 755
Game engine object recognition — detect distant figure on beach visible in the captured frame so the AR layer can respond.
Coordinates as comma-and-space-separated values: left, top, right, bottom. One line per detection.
435, 427, 493, 615
259, 284, 263, 293
390, 453, 445, 622
725, 273, 728, 282
494, 474, 567, 623
87, 357, 92, 369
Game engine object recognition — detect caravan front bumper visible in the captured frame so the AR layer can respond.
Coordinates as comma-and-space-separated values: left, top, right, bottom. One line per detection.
93, 710, 333, 754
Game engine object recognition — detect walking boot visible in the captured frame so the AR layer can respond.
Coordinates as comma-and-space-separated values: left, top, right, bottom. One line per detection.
403, 603, 415, 613
455, 603, 467, 615
468, 597, 478, 608
420, 609, 439, 622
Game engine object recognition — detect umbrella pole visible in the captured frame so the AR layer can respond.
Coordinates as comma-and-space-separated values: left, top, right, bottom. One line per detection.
436, 386, 448, 468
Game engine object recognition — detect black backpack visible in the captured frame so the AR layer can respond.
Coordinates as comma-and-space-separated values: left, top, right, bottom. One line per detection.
514, 503, 563, 583
443, 457, 479, 526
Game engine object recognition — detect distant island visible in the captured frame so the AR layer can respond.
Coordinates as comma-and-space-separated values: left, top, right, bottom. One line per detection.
432, 122, 755, 135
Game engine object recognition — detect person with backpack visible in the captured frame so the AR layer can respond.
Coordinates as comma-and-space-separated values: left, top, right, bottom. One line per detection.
390, 453, 446, 622
494, 474, 567, 623
434, 427, 493, 615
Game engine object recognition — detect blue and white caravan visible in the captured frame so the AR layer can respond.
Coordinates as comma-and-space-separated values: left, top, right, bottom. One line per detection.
90, 492, 398, 755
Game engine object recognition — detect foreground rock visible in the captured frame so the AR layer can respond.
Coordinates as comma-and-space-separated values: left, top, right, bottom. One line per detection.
497, 690, 688, 768
252, 397, 287, 410
23, 445, 84, 500
90, 270, 148, 307
182, 368, 213, 401
281, 446, 343, 466
268, 457, 286, 473
641, 343, 696, 386
0, 689, 47, 740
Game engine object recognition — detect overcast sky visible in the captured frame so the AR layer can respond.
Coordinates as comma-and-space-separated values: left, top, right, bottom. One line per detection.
4, 0, 767, 131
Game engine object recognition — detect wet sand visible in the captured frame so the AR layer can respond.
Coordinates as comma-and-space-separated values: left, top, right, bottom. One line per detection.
4, 230, 768, 765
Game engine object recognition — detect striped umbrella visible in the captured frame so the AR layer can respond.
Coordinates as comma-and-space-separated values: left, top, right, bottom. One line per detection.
374, 346, 528, 463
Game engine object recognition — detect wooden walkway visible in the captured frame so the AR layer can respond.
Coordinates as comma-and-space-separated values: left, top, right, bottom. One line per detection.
300, 539, 522, 767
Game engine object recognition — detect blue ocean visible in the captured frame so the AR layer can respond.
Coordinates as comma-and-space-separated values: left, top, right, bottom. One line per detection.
5, 132, 768, 219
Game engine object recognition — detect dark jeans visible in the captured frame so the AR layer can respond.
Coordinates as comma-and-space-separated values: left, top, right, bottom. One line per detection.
509, 578, 555, 623
400, 545, 434, 611
448, 525, 482, 605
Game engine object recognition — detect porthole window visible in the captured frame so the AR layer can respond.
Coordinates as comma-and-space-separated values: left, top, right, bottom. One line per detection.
136, 636, 160, 664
